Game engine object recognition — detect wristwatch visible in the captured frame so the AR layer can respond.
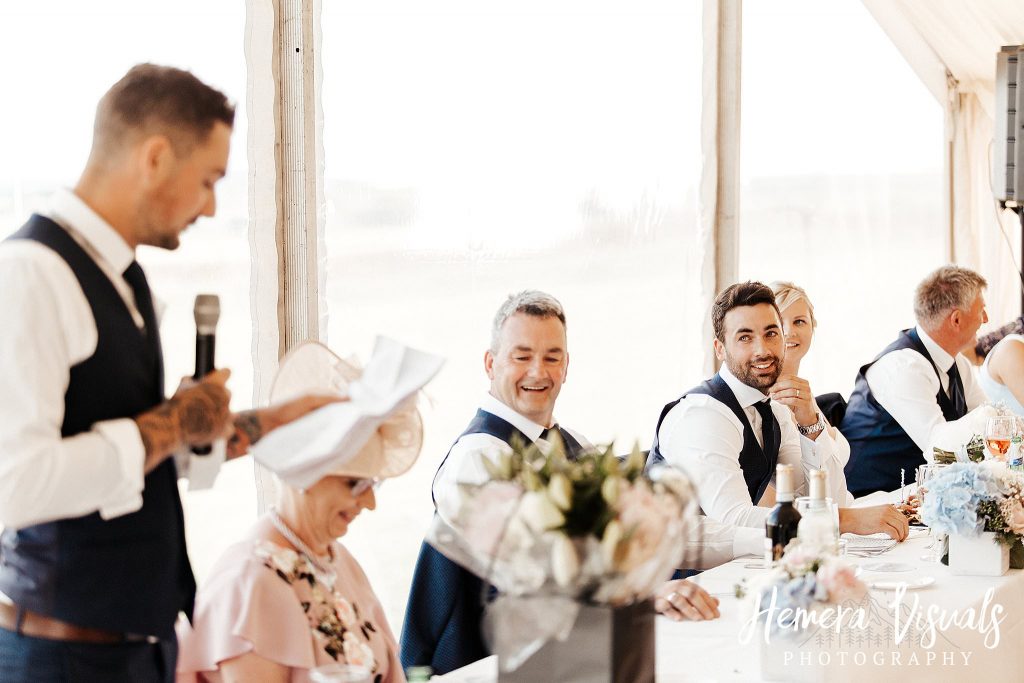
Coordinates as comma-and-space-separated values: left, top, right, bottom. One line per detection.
798, 415, 826, 437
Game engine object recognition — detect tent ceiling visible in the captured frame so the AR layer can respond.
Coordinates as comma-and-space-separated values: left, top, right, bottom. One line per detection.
864, 0, 1024, 118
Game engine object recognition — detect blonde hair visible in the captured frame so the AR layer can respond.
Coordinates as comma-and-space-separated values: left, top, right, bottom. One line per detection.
769, 281, 817, 328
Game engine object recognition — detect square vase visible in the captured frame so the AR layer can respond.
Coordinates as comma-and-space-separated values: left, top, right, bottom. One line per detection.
948, 531, 1009, 576
498, 600, 655, 683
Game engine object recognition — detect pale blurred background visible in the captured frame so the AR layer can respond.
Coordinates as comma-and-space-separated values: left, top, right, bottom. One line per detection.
0, 0, 944, 631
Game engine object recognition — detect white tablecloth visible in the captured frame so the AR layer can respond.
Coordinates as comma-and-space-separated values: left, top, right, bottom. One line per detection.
438, 491, 1024, 682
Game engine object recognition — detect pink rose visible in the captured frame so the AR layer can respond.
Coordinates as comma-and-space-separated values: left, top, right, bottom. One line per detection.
816, 559, 867, 604
335, 597, 356, 628
342, 632, 375, 671
1004, 498, 1024, 535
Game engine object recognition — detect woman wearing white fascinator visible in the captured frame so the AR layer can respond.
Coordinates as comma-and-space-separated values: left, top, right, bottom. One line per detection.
177, 338, 444, 683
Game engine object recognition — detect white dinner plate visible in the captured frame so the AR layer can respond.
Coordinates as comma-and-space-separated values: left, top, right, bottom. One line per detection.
862, 561, 916, 573
869, 576, 935, 591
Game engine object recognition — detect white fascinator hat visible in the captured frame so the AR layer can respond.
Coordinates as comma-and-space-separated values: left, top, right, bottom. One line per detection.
252, 337, 445, 489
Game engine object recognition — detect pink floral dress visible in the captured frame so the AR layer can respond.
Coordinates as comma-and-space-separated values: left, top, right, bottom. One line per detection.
176, 533, 404, 683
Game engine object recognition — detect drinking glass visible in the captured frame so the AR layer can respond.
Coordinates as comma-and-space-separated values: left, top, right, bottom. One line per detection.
916, 463, 948, 562
985, 415, 1018, 461
309, 664, 372, 683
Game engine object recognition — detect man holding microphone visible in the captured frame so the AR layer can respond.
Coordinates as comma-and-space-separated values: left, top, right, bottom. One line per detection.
0, 64, 331, 682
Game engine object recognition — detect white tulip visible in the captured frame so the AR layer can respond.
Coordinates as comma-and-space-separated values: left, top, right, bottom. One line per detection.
551, 535, 580, 587
601, 476, 621, 506
548, 473, 573, 511
517, 491, 565, 533
601, 520, 623, 569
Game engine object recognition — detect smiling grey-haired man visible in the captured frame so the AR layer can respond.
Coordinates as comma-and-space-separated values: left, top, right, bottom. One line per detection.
400, 290, 721, 676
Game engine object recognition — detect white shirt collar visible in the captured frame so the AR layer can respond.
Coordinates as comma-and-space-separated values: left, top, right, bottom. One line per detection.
719, 363, 770, 409
480, 393, 548, 442
915, 325, 955, 374
48, 188, 135, 275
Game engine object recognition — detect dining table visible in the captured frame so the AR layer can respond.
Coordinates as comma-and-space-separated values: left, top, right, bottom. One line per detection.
435, 488, 1024, 682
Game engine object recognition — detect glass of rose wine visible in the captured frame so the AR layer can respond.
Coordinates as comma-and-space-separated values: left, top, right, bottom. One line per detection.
985, 415, 1018, 461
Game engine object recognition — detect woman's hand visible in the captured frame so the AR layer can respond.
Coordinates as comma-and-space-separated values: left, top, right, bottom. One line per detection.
654, 579, 720, 621
769, 374, 819, 430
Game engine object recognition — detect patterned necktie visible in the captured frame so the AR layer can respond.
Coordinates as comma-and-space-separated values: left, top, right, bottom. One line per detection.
754, 400, 780, 463
123, 260, 164, 395
947, 363, 967, 418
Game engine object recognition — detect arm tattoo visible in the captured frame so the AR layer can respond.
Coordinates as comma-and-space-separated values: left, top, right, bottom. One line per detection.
135, 402, 182, 472
227, 411, 264, 458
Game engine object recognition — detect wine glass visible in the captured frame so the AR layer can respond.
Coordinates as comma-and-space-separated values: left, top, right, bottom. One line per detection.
985, 415, 1018, 461
916, 463, 948, 562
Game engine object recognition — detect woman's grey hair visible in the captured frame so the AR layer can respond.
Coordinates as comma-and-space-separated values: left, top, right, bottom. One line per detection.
769, 281, 817, 329
914, 265, 987, 328
490, 290, 566, 352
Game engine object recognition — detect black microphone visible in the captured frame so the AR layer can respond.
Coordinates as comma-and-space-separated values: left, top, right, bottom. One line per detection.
192, 294, 220, 455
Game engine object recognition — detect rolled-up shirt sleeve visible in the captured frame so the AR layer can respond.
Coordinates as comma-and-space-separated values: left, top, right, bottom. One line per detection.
0, 245, 145, 530
658, 396, 770, 529
791, 412, 854, 505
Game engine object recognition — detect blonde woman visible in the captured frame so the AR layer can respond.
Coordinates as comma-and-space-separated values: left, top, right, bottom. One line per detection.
770, 281, 854, 505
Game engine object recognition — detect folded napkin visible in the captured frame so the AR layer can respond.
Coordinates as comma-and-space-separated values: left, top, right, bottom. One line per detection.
251, 336, 444, 489
841, 532, 897, 553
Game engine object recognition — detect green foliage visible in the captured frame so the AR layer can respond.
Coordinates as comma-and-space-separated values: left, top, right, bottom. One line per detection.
494, 434, 648, 539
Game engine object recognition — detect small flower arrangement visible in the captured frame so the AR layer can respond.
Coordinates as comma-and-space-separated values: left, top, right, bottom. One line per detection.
736, 544, 867, 635
933, 434, 987, 464
254, 541, 378, 673
439, 436, 696, 605
919, 462, 1024, 547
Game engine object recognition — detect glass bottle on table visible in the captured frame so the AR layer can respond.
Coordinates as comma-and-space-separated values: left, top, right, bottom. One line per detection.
765, 464, 801, 565
797, 469, 837, 553
916, 463, 948, 562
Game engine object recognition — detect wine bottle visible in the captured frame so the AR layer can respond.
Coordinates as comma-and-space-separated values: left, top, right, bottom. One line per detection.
765, 464, 801, 565
797, 469, 837, 552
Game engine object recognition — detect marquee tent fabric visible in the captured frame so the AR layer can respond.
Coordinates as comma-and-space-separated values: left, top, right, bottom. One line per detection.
865, 0, 1024, 324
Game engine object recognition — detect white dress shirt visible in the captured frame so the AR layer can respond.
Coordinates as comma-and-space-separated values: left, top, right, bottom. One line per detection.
656, 364, 847, 531
864, 325, 988, 457
0, 190, 209, 531
433, 393, 591, 526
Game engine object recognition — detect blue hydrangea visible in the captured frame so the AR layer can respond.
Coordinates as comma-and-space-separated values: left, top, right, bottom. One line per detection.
918, 463, 1003, 536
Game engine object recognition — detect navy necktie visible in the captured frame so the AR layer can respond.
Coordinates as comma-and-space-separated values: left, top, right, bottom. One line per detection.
754, 400, 780, 463
123, 260, 164, 397
947, 363, 967, 418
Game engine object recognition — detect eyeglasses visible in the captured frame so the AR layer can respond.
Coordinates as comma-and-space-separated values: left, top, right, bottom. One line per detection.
350, 477, 382, 497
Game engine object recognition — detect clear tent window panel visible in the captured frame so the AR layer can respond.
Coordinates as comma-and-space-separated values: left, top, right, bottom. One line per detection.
321, 0, 703, 629
739, 0, 944, 398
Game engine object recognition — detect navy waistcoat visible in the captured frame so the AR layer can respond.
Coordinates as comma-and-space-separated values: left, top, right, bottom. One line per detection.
841, 328, 966, 496
646, 373, 780, 505
400, 409, 584, 675
0, 215, 195, 639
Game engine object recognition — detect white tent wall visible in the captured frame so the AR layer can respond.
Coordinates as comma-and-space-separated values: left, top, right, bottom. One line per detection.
864, 0, 1024, 328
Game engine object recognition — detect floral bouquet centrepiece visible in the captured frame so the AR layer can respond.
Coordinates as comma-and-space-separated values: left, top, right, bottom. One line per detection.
917, 461, 1024, 571
737, 544, 868, 638
427, 436, 697, 672
736, 544, 868, 682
